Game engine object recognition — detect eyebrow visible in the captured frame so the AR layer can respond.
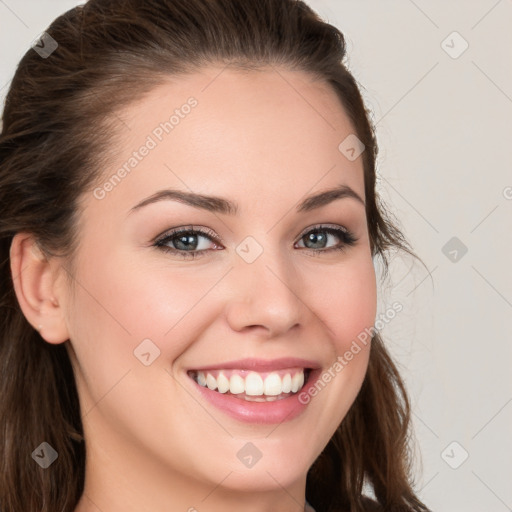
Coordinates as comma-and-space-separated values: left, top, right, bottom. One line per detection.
129, 184, 365, 216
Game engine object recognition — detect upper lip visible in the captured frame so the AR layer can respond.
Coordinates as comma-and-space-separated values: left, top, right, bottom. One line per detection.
188, 357, 321, 372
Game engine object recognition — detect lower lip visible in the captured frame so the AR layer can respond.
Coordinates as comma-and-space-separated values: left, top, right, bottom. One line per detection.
189, 369, 322, 424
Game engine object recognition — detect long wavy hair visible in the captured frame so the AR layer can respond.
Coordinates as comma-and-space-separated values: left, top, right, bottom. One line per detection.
0, 1, 431, 511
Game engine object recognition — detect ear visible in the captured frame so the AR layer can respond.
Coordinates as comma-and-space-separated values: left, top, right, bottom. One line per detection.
10, 232, 70, 344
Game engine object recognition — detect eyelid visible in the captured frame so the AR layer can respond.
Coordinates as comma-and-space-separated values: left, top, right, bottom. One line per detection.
296, 223, 350, 238
153, 225, 222, 246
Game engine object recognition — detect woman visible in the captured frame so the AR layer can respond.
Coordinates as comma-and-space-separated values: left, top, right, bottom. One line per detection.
0, 1, 431, 511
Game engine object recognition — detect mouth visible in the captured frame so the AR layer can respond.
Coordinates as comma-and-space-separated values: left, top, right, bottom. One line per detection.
187, 367, 312, 402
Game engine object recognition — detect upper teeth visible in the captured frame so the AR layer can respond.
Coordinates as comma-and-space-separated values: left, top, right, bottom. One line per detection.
193, 369, 306, 396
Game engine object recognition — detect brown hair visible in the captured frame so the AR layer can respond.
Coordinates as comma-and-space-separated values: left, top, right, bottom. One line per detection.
0, 1, 431, 511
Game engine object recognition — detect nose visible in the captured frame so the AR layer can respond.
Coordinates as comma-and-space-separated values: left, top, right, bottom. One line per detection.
224, 248, 305, 339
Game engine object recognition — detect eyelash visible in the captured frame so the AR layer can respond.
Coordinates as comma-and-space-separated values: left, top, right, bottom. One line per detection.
153, 224, 358, 260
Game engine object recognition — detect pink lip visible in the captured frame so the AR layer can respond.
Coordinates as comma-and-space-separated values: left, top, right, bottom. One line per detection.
187, 366, 323, 425
188, 357, 321, 372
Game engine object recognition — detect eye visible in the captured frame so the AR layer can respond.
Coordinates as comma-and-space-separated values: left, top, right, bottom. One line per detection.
154, 225, 221, 259
153, 223, 358, 260
295, 224, 358, 254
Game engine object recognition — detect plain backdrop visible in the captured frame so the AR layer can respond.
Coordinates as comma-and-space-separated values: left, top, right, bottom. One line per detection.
1, 1, 511, 511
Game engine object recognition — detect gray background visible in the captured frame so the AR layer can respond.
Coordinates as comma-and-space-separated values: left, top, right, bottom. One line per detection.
1, 1, 511, 511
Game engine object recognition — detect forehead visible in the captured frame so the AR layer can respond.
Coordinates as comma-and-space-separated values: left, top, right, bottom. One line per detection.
89, 66, 365, 216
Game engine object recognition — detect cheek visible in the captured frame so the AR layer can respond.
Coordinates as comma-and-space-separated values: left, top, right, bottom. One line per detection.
66, 248, 219, 367
291, 256, 377, 448
306, 255, 377, 354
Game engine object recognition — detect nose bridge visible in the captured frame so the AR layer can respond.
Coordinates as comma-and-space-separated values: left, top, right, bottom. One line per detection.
224, 235, 304, 336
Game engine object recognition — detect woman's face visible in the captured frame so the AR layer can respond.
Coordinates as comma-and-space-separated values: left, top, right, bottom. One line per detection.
60, 67, 377, 508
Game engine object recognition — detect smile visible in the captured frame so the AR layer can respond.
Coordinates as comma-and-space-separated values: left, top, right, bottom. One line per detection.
188, 367, 310, 402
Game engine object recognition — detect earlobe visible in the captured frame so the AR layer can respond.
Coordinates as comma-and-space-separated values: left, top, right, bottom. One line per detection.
9, 233, 70, 344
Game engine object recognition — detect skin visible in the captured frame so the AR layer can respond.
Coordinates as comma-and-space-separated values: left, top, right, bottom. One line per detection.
11, 66, 377, 512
